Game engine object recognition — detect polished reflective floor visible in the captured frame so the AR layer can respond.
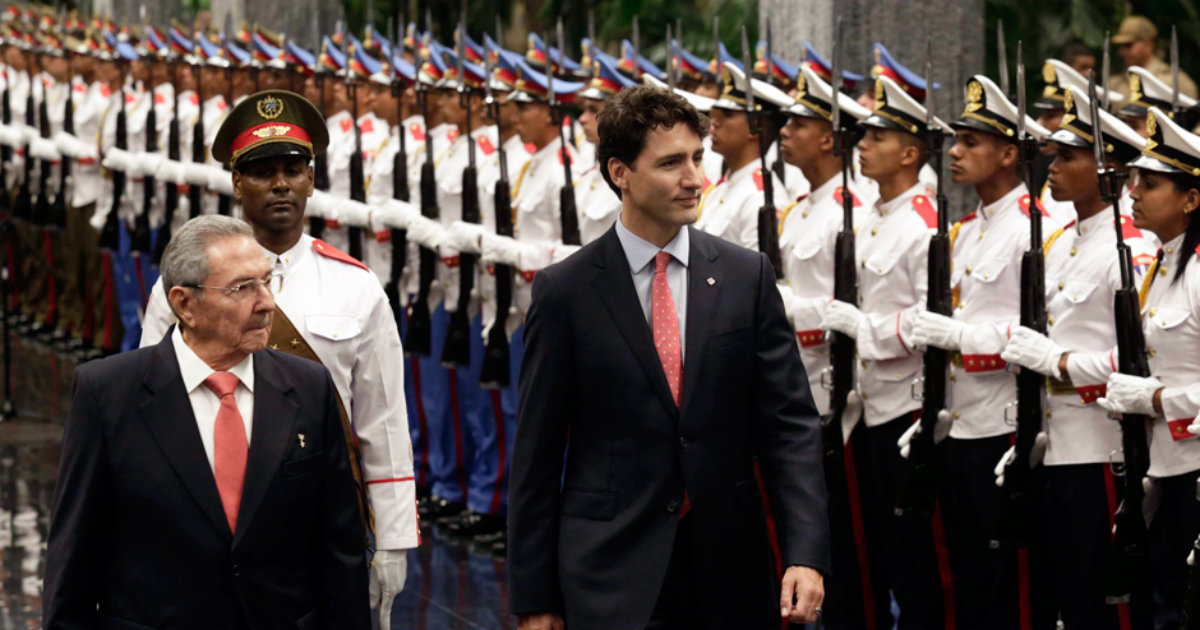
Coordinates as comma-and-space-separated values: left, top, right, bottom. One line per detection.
0, 335, 513, 630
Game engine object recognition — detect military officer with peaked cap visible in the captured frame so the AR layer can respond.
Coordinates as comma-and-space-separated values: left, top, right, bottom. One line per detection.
822, 73, 954, 630
140, 90, 419, 621
910, 74, 1057, 629
693, 61, 790, 251
1118, 65, 1200, 137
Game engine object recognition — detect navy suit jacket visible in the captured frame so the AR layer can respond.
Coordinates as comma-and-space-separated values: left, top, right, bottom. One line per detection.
43, 332, 370, 630
508, 226, 831, 629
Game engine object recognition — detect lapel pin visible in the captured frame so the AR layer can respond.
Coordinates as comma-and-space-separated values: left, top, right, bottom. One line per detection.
298, 433, 306, 449
707, 277, 716, 286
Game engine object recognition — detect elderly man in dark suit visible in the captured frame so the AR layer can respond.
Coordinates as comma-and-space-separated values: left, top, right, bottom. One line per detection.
508, 86, 831, 630
43, 215, 370, 630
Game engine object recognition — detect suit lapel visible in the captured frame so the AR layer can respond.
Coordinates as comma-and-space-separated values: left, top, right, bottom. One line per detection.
140, 333, 232, 541
680, 228, 722, 420
233, 351, 298, 549
591, 229, 679, 418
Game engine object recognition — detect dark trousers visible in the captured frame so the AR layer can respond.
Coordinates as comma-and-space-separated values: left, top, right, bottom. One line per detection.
1149, 468, 1200, 630
861, 413, 951, 630
822, 420, 893, 630
646, 515, 699, 630
940, 434, 1054, 630
1041, 464, 1128, 630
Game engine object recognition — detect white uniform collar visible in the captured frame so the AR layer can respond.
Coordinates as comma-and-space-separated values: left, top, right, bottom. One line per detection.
263, 233, 313, 276
1163, 232, 1187, 261
808, 175, 842, 206
724, 160, 759, 187
977, 183, 1028, 222
875, 181, 926, 217
1073, 207, 1112, 237
171, 325, 255, 395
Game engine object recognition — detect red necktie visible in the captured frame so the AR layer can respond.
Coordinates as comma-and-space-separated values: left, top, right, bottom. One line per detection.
205, 372, 248, 533
652, 252, 689, 517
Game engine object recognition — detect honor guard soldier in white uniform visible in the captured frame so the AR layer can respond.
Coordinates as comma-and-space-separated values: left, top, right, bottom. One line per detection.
776, 62, 883, 628
1098, 106, 1200, 629
1001, 83, 1155, 630
575, 53, 633, 244
753, 42, 809, 201
821, 73, 953, 629
694, 61, 790, 250
477, 58, 583, 320
1117, 65, 1199, 139
907, 74, 1054, 629
363, 52, 418, 284
139, 90, 418, 623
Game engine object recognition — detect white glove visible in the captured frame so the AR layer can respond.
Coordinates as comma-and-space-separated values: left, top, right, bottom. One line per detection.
448, 220, 487, 254
551, 243, 581, 264
820, 300, 866, 339
776, 283, 797, 325
155, 159, 189, 185
406, 214, 449, 250
0, 124, 21, 148
1097, 373, 1164, 416
29, 136, 60, 162
994, 446, 1016, 487
1001, 325, 1065, 379
331, 198, 372, 228
897, 409, 954, 459
910, 310, 965, 351
102, 147, 140, 175
182, 159, 212, 186
992, 433, 1049, 487
369, 549, 408, 630
205, 164, 234, 195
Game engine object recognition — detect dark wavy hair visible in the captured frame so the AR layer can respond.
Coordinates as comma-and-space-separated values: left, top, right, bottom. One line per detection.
597, 86, 709, 199
1164, 171, 1200, 283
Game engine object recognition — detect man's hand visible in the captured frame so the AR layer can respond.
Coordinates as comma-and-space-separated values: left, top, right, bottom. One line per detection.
369, 550, 408, 630
780, 565, 824, 624
517, 612, 566, 630
1001, 326, 1066, 378
1097, 373, 1164, 416
821, 300, 866, 339
910, 310, 965, 351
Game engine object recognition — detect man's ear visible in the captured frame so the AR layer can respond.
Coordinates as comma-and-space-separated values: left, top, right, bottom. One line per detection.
168, 286, 198, 330
231, 169, 242, 201
1000, 141, 1019, 168
608, 157, 630, 191
304, 164, 315, 197
899, 143, 921, 168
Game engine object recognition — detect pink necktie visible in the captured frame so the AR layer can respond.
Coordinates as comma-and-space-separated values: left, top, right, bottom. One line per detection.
205, 372, 248, 533
652, 252, 689, 518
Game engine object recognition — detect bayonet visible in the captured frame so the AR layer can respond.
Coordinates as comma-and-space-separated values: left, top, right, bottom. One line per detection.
830, 23, 841, 132
666, 23, 675, 91
1017, 41, 1026, 140
1172, 26, 1181, 114
632, 16, 641, 79
1089, 71, 1105, 168
713, 16, 721, 92
545, 30, 556, 108
998, 19, 1009, 97
765, 20, 773, 86
740, 26, 754, 118
1102, 31, 1111, 109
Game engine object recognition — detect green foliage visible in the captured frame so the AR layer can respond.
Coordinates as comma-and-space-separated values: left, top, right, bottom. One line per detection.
988, 0, 1200, 106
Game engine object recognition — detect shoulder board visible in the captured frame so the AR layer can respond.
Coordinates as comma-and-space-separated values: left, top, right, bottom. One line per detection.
833, 187, 861, 207
1017, 194, 1045, 218
154, 93, 166, 106
360, 118, 374, 134
312, 239, 370, 272
190, 92, 200, 106
1118, 215, 1144, 240
478, 135, 496, 156
524, 142, 536, 154
558, 145, 571, 166
100, 84, 112, 98
125, 92, 136, 104
912, 195, 937, 228
409, 122, 425, 142
73, 82, 86, 93
753, 168, 764, 192
703, 176, 713, 192
340, 117, 353, 133
218, 100, 228, 112
447, 129, 460, 144
1195, 243, 1200, 259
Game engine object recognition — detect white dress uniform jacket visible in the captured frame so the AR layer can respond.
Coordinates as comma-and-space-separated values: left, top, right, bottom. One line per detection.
693, 160, 789, 251
576, 162, 621, 245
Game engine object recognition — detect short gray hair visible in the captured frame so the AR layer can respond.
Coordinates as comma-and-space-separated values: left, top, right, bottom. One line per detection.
160, 215, 256, 292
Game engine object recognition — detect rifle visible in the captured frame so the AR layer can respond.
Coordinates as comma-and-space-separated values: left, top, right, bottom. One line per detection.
1087, 71, 1153, 625
897, 38, 950, 518
131, 51, 155, 257
441, 13, 478, 367
994, 42, 1048, 549
739, 27, 782, 278
34, 73, 52, 226
154, 50, 181, 264
764, 21, 786, 188
98, 71, 128, 253
344, 30, 366, 262
50, 52, 73, 231
216, 13, 233, 216
405, 9, 439, 356
549, 25, 579, 246
0, 56, 11, 211
383, 13, 410, 340
823, 17, 858, 489
997, 20, 1009, 98
188, 25, 205, 219
14, 51, 34, 221
310, 17, 329, 238
480, 15, 513, 388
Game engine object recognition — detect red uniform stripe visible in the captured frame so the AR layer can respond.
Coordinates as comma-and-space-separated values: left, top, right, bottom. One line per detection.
448, 367, 468, 500
366, 476, 415, 485
409, 354, 430, 489
488, 389, 508, 516
931, 500, 957, 629
842, 431, 877, 628
1103, 466, 1133, 630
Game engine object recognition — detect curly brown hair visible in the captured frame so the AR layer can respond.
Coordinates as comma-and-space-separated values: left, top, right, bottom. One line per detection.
597, 86, 709, 199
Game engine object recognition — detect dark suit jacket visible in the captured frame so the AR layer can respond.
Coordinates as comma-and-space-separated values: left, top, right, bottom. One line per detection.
508, 226, 831, 629
43, 331, 370, 630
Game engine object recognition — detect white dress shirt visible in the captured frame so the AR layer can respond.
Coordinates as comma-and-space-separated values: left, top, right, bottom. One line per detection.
614, 215, 689, 362
171, 326, 255, 472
